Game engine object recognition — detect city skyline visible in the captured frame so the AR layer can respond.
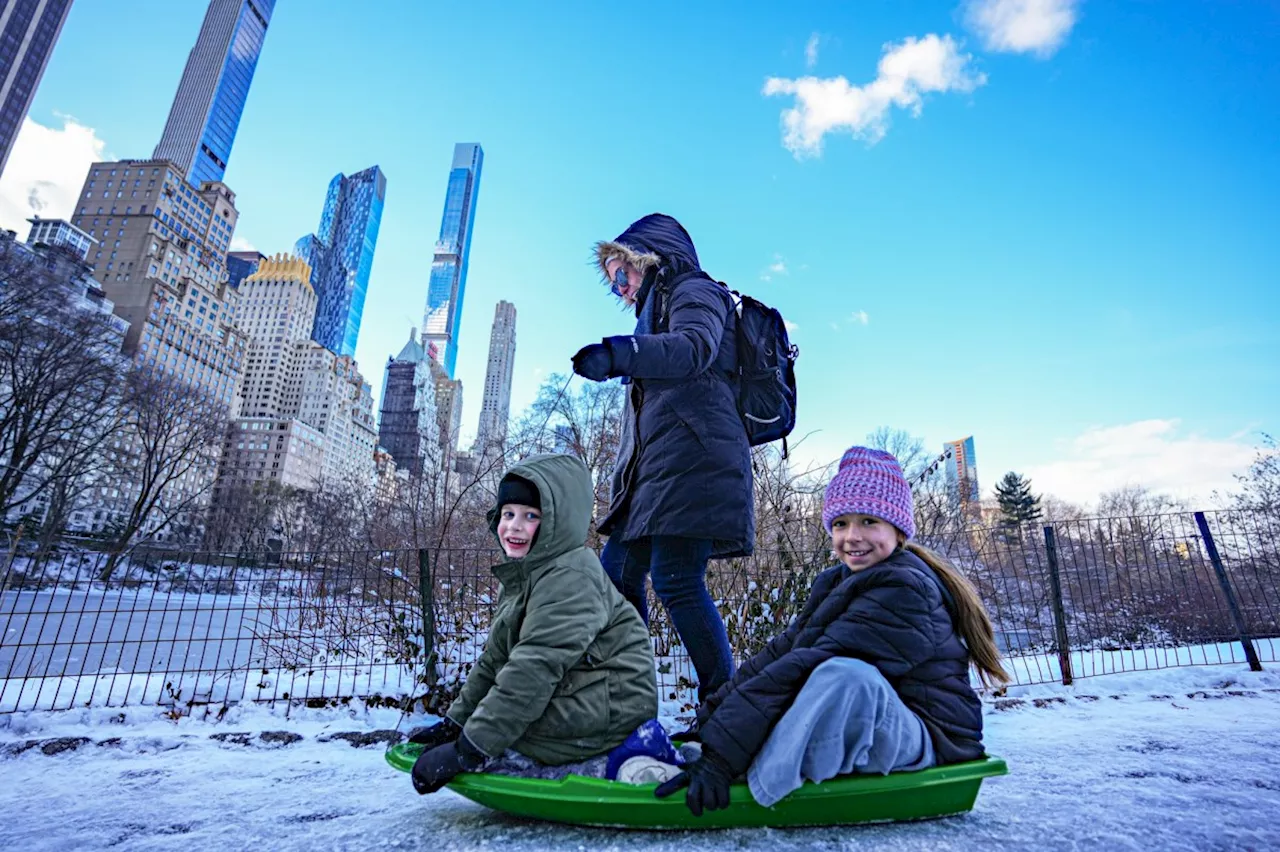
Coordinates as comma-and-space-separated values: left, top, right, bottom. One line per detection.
422, 143, 483, 379
153, 0, 274, 188
0, 0, 74, 178
1, 1, 1276, 508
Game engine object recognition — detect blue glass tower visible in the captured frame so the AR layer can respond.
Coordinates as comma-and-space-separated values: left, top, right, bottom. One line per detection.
153, 0, 274, 187
422, 143, 484, 378
295, 166, 386, 357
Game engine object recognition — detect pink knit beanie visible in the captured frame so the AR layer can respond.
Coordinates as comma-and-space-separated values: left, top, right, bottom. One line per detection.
822, 446, 916, 539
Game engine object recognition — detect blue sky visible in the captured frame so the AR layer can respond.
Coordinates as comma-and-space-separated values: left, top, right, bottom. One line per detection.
3, 0, 1277, 506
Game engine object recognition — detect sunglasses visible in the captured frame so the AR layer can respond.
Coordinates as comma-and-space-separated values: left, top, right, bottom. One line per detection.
610, 265, 630, 297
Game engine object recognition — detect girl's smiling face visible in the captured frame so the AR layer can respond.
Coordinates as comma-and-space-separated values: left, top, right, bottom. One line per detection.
497, 503, 541, 558
830, 513, 901, 571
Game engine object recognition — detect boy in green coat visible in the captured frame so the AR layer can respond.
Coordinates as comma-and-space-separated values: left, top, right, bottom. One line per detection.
410, 453, 660, 795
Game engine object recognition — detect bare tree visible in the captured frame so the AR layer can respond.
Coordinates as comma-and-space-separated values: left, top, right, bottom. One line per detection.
0, 240, 127, 518
1097, 484, 1183, 518
1039, 494, 1088, 524
750, 436, 831, 559
1216, 433, 1279, 518
912, 469, 971, 543
506, 373, 624, 546
865, 426, 932, 480
99, 367, 230, 579
205, 478, 303, 554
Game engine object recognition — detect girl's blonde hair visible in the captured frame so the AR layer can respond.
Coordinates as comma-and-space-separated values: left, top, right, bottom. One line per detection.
904, 540, 1011, 688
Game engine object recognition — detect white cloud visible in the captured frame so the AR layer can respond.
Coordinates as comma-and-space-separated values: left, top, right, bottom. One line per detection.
0, 115, 107, 235
230, 235, 258, 252
1024, 420, 1257, 508
784, 318, 799, 333
805, 33, 821, 69
760, 253, 789, 281
850, 310, 869, 325
964, 0, 1079, 58
763, 34, 986, 157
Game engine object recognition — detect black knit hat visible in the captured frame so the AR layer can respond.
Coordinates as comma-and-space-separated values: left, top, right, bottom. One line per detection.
496, 474, 541, 511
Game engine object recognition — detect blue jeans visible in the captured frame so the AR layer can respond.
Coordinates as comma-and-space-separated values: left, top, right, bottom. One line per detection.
601, 536, 734, 702
746, 658, 936, 807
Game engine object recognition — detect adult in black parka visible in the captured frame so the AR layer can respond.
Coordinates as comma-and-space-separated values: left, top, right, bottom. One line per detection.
570, 213, 754, 701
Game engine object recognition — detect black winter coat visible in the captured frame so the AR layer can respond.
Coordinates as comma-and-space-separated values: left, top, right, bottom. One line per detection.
596, 214, 754, 558
695, 549, 985, 777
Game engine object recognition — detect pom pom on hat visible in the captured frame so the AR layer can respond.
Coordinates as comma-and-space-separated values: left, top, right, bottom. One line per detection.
822, 446, 916, 540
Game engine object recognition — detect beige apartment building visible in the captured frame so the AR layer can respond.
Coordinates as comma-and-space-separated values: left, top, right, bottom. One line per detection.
296, 344, 378, 488
67, 158, 247, 542
236, 254, 316, 419
213, 254, 377, 501
214, 255, 327, 495
71, 159, 245, 411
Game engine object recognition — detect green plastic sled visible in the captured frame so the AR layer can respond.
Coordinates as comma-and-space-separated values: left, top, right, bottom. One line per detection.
386, 742, 1007, 830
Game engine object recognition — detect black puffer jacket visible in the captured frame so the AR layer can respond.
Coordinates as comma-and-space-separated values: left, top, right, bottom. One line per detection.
593, 214, 754, 558
695, 549, 985, 777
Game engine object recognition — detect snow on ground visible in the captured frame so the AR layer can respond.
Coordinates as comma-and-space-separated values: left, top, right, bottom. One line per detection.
2, 664, 1280, 851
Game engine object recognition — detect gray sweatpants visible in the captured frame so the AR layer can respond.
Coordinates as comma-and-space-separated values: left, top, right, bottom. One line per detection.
746, 657, 936, 807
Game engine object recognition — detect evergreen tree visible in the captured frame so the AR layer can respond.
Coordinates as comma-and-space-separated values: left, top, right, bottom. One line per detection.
995, 471, 1043, 526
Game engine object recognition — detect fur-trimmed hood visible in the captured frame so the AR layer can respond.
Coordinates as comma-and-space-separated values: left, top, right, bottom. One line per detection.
593, 213, 703, 286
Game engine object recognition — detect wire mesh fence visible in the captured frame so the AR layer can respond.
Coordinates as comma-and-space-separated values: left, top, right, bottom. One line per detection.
1, 510, 1276, 715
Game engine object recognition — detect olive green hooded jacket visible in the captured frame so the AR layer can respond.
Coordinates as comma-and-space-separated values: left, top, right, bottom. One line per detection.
446, 453, 658, 765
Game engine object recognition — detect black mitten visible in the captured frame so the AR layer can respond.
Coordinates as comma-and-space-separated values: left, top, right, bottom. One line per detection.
410, 733, 487, 795
653, 746, 735, 816
571, 343, 613, 382
406, 717, 461, 750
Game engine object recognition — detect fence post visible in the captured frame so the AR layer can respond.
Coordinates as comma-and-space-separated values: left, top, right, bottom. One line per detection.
1194, 512, 1263, 672
416, 548, 437, 686
1042, 525, 1074, 685
1, 522, 24, 595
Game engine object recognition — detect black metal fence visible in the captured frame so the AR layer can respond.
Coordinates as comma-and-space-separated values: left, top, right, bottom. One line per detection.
1, 510, 1276, 715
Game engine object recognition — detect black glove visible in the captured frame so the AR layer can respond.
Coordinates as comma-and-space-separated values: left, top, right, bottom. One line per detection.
410, 733, 487, 795
407, 717, 461, 749
571, 342, 613, 382
653, 747, 735, 817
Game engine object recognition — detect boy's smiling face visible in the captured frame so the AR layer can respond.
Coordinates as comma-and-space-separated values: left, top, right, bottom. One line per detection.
497, 503, 541, 558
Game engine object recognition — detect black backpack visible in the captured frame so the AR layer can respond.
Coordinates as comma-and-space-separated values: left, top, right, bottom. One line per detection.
725, 285, 799, 455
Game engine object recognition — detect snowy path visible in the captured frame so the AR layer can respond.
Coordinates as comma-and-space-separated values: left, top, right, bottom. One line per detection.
2, 668, 1279, 850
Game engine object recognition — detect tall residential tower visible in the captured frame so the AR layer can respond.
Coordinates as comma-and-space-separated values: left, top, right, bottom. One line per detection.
422, 143, 483, 378
943, 435, 980, 519
0, 0, 75, 178
153, 0, 274, 187
473, 300, 516, 458
295, 166, 386, 357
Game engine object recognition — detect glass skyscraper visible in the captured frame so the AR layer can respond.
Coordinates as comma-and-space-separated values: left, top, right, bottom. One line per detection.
153, 0, 274, 187
0, 0, 74, 179
423, 143, 484, 378
295, 166, 386, 358
226, 249, 265, 288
